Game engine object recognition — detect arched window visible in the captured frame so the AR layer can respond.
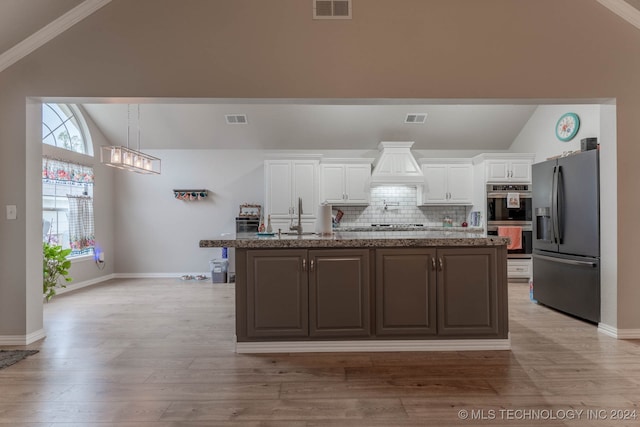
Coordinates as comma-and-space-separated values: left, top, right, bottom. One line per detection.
42, 103, 95, 257
42, 103, 93, 155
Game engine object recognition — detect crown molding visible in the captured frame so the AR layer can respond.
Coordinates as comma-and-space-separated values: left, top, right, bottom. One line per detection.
0, 0, 112, 73
597, 0, 640, 30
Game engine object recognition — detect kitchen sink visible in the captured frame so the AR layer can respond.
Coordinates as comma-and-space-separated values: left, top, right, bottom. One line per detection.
280, 231, 318, 236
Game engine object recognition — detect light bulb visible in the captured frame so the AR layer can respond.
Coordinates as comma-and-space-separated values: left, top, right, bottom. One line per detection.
111, 148, 121, 163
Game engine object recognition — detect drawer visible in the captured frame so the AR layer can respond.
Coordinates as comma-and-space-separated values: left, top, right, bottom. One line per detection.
508, 259, 532, 278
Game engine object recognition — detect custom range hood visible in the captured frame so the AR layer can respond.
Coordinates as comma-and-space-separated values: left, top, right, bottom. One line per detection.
369, 141, 424, 186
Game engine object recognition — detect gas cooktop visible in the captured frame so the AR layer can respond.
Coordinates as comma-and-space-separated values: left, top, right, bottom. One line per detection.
342, 224, 426, 231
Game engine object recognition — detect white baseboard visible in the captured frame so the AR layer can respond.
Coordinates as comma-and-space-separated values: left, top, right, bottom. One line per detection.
113, 272, 210, 279
235, 338, 511, 353
55, 273, 116, 296
598, 323, 640, 339
0, 328, 46, 346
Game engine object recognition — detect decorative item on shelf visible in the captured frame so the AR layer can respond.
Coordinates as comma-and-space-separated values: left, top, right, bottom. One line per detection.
100, 104, 161, 174
239, 203, 261, 217
173, 189, 208, 201
266, 215, 273, 233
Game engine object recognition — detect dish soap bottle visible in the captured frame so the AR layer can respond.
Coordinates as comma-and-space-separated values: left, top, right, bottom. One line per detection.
266, 215, 273, 233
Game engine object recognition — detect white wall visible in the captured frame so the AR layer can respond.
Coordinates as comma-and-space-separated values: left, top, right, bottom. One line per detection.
509, 105, 601, 161
599, 104, 617, 329
113, 149, 265, 275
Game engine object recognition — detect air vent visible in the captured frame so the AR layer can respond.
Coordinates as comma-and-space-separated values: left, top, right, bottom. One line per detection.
313, 0, 352, 19
404, 113, 428, 124
225, 114, 248, 124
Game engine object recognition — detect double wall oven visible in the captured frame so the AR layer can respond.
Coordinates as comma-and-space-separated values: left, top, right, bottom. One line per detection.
486, 184, 532, 259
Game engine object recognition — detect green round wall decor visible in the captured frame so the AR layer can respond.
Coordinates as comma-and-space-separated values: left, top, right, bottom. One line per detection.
555, 112, 580, 142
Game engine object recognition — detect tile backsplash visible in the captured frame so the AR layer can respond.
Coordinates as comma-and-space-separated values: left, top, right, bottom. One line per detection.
337, 186, 470, 227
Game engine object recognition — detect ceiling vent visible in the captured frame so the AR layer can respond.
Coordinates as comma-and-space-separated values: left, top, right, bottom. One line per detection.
405, 113, 428, 124
225, 114, 248, 124
313, 0, 352, 19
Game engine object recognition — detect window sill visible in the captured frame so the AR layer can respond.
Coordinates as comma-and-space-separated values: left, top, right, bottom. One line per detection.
70, 254, 94, 263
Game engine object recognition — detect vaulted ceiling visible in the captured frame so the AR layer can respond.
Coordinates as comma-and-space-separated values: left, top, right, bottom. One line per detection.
1, 1, 637, 151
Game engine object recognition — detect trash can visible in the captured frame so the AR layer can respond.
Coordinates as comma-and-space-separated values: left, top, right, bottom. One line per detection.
209, 259, 228, 283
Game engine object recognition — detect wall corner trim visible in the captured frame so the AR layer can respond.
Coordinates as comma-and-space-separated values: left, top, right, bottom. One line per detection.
0, 0, 112, 73
598, 323, 640, 339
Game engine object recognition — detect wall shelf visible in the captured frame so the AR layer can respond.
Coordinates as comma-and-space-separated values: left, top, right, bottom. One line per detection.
174, 189, 208, 200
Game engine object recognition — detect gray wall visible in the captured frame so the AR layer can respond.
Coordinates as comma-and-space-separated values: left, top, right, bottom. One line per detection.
1, 0, 640, 339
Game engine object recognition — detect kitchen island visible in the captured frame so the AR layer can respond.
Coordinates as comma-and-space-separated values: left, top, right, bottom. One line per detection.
200, 231, 510, 353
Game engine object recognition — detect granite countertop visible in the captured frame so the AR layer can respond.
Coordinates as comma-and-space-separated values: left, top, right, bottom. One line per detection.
200, 230, 508, 249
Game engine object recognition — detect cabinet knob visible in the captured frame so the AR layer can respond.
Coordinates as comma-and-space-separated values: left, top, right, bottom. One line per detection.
302, 259, 307, 271
431, 258, 436, 271
438, 258, 444, 271
310, 259, 315, 272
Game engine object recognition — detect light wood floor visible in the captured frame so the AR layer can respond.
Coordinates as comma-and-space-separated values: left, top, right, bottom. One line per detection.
1, 278, 639, 426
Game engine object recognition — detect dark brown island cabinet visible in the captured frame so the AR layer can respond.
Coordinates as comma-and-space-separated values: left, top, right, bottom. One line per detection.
235, 246, 507, 342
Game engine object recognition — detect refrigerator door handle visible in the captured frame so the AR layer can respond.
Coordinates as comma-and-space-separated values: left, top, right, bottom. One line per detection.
556, 165, 564, 243
551, 165, 559, 244
533, 253, 597, 267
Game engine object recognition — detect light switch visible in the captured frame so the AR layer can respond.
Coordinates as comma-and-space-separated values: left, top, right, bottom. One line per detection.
6, 205, 17, 220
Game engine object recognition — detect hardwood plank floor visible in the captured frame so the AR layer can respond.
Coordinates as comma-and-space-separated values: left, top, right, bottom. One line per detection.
1, 278, 639, 426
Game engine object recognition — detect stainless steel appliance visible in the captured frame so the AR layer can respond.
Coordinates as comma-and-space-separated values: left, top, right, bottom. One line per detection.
486, 184, 533, 259
532, 150, 600, 323
236, 216, 260, 234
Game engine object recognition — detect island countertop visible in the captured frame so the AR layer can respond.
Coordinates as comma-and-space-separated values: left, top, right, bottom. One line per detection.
200, 230, 508, 249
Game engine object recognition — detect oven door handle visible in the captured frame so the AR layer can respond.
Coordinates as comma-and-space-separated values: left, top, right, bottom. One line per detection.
487, 192, 532, 198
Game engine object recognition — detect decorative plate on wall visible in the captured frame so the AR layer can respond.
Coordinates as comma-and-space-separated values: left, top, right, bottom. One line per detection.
555, 112, 580, 142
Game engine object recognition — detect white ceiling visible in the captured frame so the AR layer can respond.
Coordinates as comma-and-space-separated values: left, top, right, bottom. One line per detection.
81, 102, 539, 151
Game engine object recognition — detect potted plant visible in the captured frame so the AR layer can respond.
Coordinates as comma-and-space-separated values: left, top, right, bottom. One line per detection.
43, 242, 72, 301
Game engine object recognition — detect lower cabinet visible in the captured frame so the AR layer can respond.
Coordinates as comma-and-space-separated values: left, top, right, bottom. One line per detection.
436, 248, 502, 337
375, 248, 437, 336
243, 248, 370, 339
246, 250, 308, 338
376, 247, 503, 338
238, 246, 506, 341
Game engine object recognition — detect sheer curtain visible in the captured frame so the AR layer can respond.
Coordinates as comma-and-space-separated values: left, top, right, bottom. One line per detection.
66, 195, 95, 255
42, 157, 95, 255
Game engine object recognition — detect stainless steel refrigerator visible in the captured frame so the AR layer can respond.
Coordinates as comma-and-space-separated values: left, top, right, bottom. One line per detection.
532, 149, 600, 323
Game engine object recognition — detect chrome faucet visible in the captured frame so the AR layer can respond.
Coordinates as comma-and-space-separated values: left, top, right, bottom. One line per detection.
289, 197, 303, 235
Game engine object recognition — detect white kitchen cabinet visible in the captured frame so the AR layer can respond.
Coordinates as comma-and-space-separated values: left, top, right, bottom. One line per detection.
320, 161, 372, 205
485, 158, 533, 183
265, 159, 319, 224
417, 160, 473, 205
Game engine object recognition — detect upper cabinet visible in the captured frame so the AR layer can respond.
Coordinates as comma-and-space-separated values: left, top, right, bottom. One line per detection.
320, 159, 373, 205
479, 154, 535, 183
265, 158, 319, 221
417, 159, 473, 205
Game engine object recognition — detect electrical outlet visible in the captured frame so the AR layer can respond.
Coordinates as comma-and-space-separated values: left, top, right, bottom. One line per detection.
6, 205, 17, 220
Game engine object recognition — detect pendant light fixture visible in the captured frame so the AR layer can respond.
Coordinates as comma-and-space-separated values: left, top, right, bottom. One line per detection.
100, 104, 161, 174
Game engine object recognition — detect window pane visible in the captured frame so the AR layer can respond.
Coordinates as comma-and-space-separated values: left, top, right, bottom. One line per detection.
42, 103, 89, 155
